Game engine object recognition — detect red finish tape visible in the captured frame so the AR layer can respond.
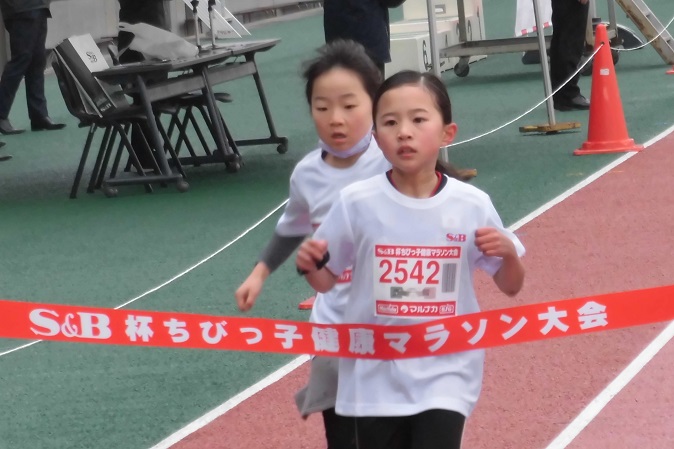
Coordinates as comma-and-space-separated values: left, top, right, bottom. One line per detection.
1, 285, 672, 359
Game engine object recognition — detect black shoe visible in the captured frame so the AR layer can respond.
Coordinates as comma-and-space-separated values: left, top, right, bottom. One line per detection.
554, 95, 590, 111
0, 118, 25, 135
30, 117, 66, 131
0, 142, 11, 162
521, 50, 543, 65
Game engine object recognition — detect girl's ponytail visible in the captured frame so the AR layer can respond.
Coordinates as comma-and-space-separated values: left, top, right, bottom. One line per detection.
435, 160, 477, 182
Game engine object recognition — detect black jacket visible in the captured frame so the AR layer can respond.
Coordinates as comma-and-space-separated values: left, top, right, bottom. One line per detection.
118, 0, 172, 64
0, 0, 50, 18
323, 0, 390, 64
118, 0, 171, 29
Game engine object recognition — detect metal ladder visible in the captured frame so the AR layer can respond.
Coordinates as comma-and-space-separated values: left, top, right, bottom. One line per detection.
614, 0, 674, 64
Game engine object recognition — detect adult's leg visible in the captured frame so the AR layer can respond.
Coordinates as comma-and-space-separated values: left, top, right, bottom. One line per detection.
117, 1, 170, 168
409, 409, 465, 449
24, 10, 50, 121
550, 0, 590, 102
0, 16, 39, 119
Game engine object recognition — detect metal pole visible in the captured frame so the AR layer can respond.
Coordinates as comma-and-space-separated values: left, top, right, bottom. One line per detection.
456, 0, 467, 45
426, 0, 441, 78
429, 0, 449, 161
209, 0, 216, 48
607, 0, 618, 42
532, 0, 557, 126
191, 0, 201, 49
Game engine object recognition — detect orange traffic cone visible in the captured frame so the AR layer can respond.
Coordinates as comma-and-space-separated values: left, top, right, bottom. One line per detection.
574, 24, 643, 156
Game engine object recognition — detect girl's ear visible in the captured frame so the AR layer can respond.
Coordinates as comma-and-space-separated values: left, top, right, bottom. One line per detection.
441, 122, 458, 147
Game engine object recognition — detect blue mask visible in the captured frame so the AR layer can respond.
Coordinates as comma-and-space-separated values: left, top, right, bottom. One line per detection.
319, 130, 372, 159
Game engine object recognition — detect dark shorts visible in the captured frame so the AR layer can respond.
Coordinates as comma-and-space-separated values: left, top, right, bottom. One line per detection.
353, 409, 465, 449
296, 357, 357, 448
323, 408, 358, 449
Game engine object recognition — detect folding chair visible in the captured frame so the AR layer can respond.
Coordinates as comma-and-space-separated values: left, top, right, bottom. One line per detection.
52, 45, 184, 198
107, 43, 240, 168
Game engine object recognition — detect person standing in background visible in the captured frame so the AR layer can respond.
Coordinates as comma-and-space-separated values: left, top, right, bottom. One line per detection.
550, 0, 591, 111
117, 0, 172, 64
0, 0, 65, 135
323, 0, 392, 75
116, 0, 172, 167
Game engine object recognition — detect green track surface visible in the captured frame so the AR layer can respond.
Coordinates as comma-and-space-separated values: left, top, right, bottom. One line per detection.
0, 1, 672, 447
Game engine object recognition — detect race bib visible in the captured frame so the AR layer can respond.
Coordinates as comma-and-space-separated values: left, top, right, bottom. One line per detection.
374, 245, 462, 319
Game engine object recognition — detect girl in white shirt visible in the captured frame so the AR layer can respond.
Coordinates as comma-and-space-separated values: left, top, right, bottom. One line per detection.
296, 70, 526, 449
235, 40, 389, 449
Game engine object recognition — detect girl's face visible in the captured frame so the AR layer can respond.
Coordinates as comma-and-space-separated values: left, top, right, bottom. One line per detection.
310, 68, 374, 151
374, 84, 456, 174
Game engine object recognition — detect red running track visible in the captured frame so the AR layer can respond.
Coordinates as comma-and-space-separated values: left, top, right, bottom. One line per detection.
173, 132, 674, 449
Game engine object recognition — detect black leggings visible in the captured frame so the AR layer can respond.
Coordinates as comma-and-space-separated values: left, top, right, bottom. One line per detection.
353, 409, 465, 449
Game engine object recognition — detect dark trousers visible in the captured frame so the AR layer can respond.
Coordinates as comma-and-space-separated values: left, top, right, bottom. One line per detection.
353, 409, 465, 449
323, 408, 357, 449
550, 0, 589, 102
117, 0, 171, 167
0, 9, 50, 120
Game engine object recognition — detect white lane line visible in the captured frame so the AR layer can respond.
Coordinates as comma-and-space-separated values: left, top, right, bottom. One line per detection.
540, 124, 674, 448
148, 355, 311, 449
511, 122, 674, 232
150, 124, 674, 449
544, 322, 674, 449
0, 200, 289, 359
0, 340, 41, 357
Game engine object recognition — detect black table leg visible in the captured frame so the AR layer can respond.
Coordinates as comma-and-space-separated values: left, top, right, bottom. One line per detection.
98, 75, 188, 196
200, 69, 240, 169
135, 75, 182, 178
234, 54, 288, 154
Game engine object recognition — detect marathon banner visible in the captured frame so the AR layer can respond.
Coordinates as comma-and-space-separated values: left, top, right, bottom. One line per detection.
1, 285, 673, 359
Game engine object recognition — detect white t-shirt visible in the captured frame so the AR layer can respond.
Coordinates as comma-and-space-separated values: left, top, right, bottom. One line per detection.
314, 173, 525, 418
274, 138, 390, 325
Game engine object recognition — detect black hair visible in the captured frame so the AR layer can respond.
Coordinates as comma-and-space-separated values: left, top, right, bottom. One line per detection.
302, 39, 382, 106
373, 70, 452, 124
373, 70, 473, 182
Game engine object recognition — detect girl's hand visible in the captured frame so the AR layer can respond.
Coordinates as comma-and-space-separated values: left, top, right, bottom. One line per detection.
476, 228, 525, 296
296, 239, 329, 274
474, 227, 517, 260
296, 239, 337, 293
235, 263, 270, 312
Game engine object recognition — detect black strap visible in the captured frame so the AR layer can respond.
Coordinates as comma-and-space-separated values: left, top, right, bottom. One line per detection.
297, 251, 330, 276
